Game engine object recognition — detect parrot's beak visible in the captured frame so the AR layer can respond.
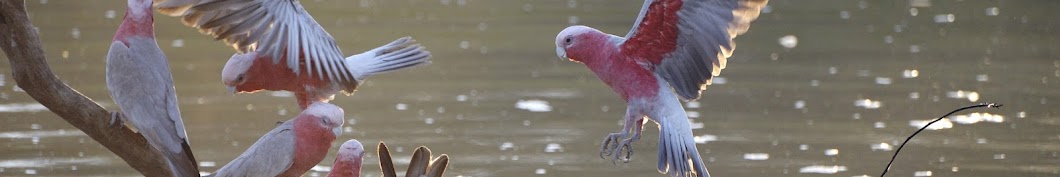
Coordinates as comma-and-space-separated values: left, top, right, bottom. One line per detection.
332, 126, 342, 137
226, 86, 236, 94
555, 47, 567, 60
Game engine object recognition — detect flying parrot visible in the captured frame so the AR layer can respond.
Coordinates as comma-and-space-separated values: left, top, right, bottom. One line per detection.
106, 0, 198, 176
553, 0, 767, 176
209, 102, 345, 177
153, 0, 432, 109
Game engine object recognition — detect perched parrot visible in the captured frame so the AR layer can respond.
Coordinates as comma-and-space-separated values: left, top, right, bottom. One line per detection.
210, 102, 345, 177
553, 0, 767, 176
326, 140, 365, 177
152, 0, 431, 109
106, 0, 198, 176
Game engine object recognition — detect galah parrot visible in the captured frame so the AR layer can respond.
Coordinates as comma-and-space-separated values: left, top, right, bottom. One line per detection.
210, 102, 345, 177
152, 0, 432, 109
553, 0, 767, 176
326, 140, 365, 177
106, 0, 198, 176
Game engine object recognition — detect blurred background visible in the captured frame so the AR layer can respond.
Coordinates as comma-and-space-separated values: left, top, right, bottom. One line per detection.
1, 0, 1058, 176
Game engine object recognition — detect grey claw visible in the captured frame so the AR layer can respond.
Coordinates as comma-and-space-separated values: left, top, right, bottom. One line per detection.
109, 112, 122, 127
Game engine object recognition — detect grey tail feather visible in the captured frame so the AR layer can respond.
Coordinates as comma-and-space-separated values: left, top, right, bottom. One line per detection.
161, 141, 198, 177
352, 37, 432, 80
657, 128, 710, 177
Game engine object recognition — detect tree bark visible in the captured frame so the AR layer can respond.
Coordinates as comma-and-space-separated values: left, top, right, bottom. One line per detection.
0, 1, 192, 176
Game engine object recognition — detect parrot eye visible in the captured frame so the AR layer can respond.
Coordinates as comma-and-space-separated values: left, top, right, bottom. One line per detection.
564, 37, 572, 44
235, 74, 245, 82
321, 117, 330, 124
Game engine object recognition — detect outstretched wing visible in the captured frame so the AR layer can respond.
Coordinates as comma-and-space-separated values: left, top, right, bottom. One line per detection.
620, 0, 767, 101
211, 121, 296, 177
155, 0, 354, 82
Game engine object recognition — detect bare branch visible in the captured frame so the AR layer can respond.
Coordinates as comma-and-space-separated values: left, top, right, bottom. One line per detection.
0, 1, 189, 176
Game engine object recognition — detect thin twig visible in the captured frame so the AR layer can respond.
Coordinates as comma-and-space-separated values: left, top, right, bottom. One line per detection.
879, 103, 1003, 177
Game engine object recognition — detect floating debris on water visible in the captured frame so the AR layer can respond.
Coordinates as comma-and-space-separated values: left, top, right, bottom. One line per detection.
986, 7, 1000, 16
874, 122, 886, 128
743, 153, 769, 160
104, 10, 116, 19
824, 149, 839, 156
269, 91, 294, 97
693, 134, 717, 144
499, 142, 515, 151
946, 90, 980, 102
396, 103, 408, 111
686, 101, 700, 108
171, 39, 184, 48
799, 165, 847, 174
778, 35, 798, 49
0, 103, 47, 113
902, 69, 919, 78
871, 143, 893, 151
914, 170, 932, 176
909, 119, 953, 130
875, 77, 892, 85
516, 99, 552, 112
934, 14, 955, 23
854, 99, 881, 109
976, 74, 989, 82
199, 161, 216, 167
794, 100, 805, 109
839, 11, 850, 19
950, 112, 1004, 124
910, 0, 931, 7
712, 77, 726, 84
459, 41, 470, 49
544, 143, 563, 153
535, 168, 546, 175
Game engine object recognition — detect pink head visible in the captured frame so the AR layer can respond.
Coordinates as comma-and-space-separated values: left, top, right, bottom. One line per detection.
299, 102, 345, 138
124, 0, 153, 21
221, 52, 258, 93
328, 139, 365, 177
555, 25, 613, 63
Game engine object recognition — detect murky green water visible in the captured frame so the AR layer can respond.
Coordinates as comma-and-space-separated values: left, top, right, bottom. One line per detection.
1, 0, 1058, 176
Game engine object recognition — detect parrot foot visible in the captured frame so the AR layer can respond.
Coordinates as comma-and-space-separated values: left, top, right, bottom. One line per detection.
109, 111, 125, 127
599, 132, 634, 164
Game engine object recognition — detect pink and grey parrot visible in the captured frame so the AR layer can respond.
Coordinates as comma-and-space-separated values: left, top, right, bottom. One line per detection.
106, 0, 198, 176
553, 0, 767, 176
210, 102, 345, 177
152, 0, 431, 109
326, 139, 365, 177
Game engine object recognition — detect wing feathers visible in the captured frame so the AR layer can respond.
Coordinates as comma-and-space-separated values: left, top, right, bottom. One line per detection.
621, 0, 766, 101
157, 0, 355, 83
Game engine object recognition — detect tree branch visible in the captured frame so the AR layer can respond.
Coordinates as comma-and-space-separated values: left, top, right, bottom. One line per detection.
0, 1, 186, 176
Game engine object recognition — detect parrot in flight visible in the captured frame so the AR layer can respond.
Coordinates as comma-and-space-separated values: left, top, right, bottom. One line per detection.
106, 0, 198, 176
153, 0, 432, 109
553, 0, 767, 176
209, 102, 345, 177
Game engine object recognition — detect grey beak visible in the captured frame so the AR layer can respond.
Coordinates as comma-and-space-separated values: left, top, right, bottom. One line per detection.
556, 47, 567, 60
226, 86, 236, 94
332, 126, 342, 137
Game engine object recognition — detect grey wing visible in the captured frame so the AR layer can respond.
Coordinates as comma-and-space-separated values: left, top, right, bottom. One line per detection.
155, 0, 354, 82
622, 0, 767, 101
211, 122, 296, 177
106, 41, 186, 153
107, 41, 199, 176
